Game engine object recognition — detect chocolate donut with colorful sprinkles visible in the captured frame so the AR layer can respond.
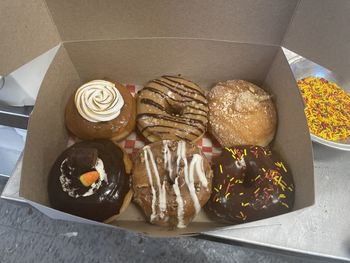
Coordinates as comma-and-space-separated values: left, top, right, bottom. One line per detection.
206, 145, 295, 224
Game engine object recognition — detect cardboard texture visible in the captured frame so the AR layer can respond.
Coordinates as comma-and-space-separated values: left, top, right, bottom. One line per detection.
7, 0, 346, 235
0, 0, 60, 76
20, 39, 313, 235
262, 49, 314, 208
283, 0, 350, 81
20, 46, 81, 205
2, 0, 348, 88
45, 0, 297, 44
64, 39, 278, 87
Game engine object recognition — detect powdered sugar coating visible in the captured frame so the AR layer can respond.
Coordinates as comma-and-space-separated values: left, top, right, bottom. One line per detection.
208, 80, 277, 147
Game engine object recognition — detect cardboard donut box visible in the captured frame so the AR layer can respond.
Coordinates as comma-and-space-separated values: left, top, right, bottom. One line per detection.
1, 0, 348, 236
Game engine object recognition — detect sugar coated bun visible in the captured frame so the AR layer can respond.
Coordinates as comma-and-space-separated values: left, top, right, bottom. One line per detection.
137, 76, 208, 143
48, 140, 133, 222
65, 80, 136, 141
132, 140, 213, 228
208, 80, 277, 147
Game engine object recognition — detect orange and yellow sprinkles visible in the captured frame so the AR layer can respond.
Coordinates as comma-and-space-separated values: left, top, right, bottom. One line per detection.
208, 146, 294, 224
297, 76, 350, 141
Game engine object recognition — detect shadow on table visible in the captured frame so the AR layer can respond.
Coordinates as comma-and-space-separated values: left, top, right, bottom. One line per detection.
343, 236, 350, 259
312, 142, 349, 162
197, 234, 348, 263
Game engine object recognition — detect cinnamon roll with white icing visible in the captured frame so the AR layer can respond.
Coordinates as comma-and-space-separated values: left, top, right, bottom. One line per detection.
65, 80, 136, 141
132, 140, 213, 228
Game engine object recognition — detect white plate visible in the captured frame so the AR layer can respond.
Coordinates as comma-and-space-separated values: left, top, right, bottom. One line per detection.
289, 55, 350, 151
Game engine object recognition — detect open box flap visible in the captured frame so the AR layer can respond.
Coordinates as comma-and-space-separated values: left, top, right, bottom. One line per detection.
63, 39, 279, 87
0, 0, 60, 76
4, 0, 350, 81
283, 0, 350, 80
19, 45, 81, 203
45, 0, 297, 45
263, 49, 315, 208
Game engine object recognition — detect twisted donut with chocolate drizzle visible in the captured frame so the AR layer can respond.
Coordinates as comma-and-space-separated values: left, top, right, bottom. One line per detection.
136, 76, 209, 142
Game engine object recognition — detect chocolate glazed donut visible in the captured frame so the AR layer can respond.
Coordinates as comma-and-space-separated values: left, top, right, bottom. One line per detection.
206, 146, 295, 224
48, 140, 132, 222
137, 76, 209, 143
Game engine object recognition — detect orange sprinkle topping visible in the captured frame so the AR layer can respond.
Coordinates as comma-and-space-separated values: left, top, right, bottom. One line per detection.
297, 77, 350, 141
79, 171, 99, 187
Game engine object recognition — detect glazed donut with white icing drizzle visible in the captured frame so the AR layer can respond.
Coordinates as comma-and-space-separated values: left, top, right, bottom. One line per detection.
132, 140, 213, 228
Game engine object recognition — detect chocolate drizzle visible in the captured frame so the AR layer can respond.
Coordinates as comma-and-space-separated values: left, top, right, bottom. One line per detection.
137, 113, 206, 127
137, 76, 209, 142
140, 98, 165, 111
162, 75, 206, 97
152, 79, 207, 105
48, 140, 130, 222
140, 97, 207, 118
206, 146, 295, 224
141, 125, 201, 137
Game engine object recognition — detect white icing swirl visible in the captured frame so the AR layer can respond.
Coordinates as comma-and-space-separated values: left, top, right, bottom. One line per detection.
74, 80, 124, 122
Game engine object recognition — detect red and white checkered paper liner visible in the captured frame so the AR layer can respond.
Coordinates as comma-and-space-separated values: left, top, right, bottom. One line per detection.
68, 84, 223, 163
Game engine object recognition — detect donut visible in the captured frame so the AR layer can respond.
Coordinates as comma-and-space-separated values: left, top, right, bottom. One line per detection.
208, 80, 277, 147
206, 146, 294, 224
65, 79, 136, 141
132, 140, 213, 228
48, 140, 133, 222
137, 76, 208, 142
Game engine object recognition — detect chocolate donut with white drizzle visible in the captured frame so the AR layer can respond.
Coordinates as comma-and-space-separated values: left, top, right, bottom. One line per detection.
132, 140, 213, 228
